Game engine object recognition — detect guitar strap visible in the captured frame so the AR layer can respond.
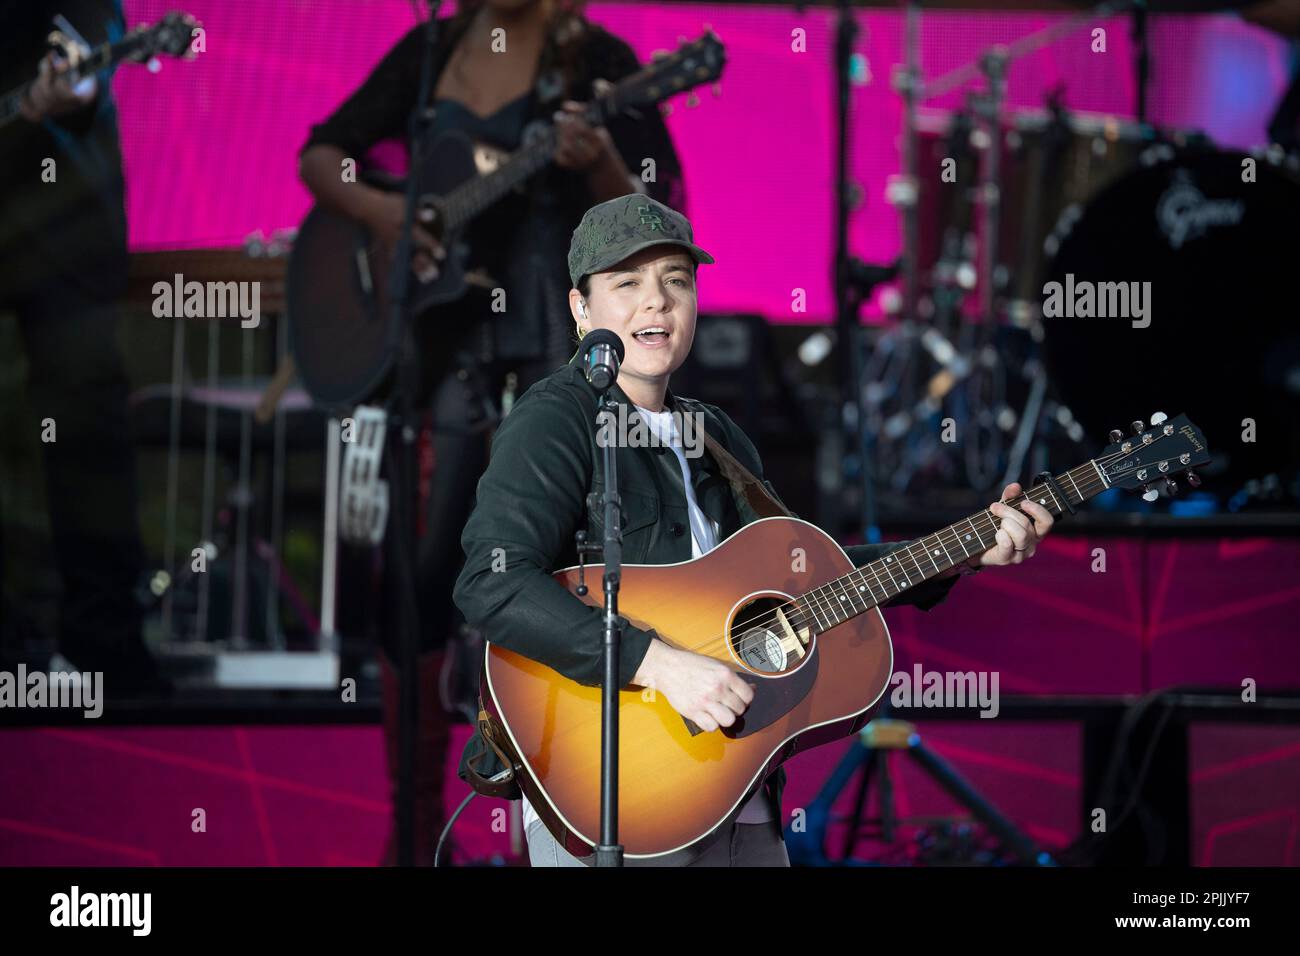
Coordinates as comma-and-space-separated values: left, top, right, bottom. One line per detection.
700, 429, 795, 521
464, 706, 523, 800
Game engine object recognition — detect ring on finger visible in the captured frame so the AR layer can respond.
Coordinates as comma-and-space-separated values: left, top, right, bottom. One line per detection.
1000, 512, 1029, 535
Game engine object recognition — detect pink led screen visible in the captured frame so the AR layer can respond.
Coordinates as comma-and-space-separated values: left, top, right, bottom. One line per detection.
115, 1, 1294, 321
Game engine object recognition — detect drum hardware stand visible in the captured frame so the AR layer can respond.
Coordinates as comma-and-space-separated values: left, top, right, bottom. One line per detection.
865, 0, 1132, 499
865, 96, 979, 494
830, 0, 883, 543
1132, 0, 1150, 123
785, 701, 1052, 866
1000, 351, 1088, 490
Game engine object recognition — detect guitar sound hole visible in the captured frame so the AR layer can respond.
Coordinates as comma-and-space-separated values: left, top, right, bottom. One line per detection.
729, 596, 803, 675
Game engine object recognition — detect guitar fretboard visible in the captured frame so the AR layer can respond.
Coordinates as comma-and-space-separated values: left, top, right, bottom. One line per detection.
787, 460, 1108, 635
437, 123, 562, 231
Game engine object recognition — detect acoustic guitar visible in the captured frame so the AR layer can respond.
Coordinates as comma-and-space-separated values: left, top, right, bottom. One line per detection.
481, 414, 1211, 859
287, 30, 726, 408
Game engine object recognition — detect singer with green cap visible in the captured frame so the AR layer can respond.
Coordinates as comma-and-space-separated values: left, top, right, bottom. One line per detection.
453, 193, 1053, 866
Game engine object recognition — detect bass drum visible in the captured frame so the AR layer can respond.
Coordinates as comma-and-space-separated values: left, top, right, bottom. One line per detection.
1041, 147, 1300, 501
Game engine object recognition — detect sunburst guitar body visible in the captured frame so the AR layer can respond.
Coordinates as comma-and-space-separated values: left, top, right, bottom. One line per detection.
483, 516, 892, 860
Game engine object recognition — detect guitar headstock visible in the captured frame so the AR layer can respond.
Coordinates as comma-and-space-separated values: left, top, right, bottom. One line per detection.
45, 10, 199, 80
1096, 412, 1212, 501
125, 11, 202, 63
597, 29, 726, 119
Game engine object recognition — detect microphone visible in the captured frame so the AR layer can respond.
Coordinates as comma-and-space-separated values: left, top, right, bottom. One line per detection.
580, 328, 624, 390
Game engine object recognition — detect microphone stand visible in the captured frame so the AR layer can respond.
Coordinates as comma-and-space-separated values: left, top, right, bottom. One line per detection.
387, 1, 443, 868
583, 389, 626, 867
597, 391, 627, 867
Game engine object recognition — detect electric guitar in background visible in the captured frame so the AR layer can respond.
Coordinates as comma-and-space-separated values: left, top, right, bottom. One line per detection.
286, 30, 727, 408
480, 414, 1212, 860
0, 11, 198, 128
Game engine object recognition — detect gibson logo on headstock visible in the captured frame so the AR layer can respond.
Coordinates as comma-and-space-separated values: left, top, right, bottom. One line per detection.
1179, 424, 1204, 454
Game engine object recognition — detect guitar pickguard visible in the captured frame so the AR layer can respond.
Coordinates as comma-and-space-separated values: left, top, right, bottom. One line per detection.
682, 650, 820, 739
472, 141, 508, 176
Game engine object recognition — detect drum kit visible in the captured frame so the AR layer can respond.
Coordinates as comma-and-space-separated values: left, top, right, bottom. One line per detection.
844, 0, 1300, 511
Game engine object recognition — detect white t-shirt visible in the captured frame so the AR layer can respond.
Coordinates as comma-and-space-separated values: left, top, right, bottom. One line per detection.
522, 404, 774, 838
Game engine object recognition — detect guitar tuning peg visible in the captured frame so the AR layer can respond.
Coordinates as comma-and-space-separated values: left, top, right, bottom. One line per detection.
1142, 484, 1159, 502
686, 93, 700, 108
1164, 477, 1178, 496
1130, 420, 1145, 436
1186, 470, 1202, 488
1108, 429, 1124, 443
1150, 411, 1168, 426
661, 103, 673, 117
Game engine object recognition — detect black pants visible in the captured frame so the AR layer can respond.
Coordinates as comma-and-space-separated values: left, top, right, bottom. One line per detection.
410, 347, 554, 657
334, 305, 556, 664
0, 279, 148, 675
525, 817, 792, 867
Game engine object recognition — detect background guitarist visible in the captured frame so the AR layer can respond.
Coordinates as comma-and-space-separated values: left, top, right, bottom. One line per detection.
0, 1, 167, 698
453, 193, 1057, 866
297, 0, 687, 865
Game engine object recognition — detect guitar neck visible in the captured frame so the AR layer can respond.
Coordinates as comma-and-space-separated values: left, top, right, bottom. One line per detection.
0, 28, 162, 129
791, 460, 1109, 635
429, 29, 725, 232
438, 125, 561, 232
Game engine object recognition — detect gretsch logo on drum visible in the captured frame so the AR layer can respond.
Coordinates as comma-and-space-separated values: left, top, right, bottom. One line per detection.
1155, 170, 1244, 250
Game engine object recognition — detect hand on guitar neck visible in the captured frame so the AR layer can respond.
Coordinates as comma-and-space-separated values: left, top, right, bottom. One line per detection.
552, 83, 643, 202
945, 480, 1055, 572
632, 481, 1054, 733
18, 52, 97, 123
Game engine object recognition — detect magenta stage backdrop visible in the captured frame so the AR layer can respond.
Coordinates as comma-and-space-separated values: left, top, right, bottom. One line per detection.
2, 535, 1297, 865
116, 1, 1293, 323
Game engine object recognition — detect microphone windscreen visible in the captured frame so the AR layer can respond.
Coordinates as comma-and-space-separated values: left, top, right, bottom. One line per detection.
579, 327, 625, 364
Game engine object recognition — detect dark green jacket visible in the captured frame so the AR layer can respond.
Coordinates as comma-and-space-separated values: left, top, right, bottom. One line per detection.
453, 349, 959, 820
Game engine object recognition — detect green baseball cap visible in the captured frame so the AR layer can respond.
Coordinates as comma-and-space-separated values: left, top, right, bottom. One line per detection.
567, 194, 714, 288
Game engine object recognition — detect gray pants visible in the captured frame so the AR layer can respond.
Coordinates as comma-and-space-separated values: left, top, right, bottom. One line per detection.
526, 818, 790, 867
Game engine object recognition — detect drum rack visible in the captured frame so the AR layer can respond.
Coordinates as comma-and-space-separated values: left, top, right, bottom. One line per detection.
842, 0, 1139, 526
